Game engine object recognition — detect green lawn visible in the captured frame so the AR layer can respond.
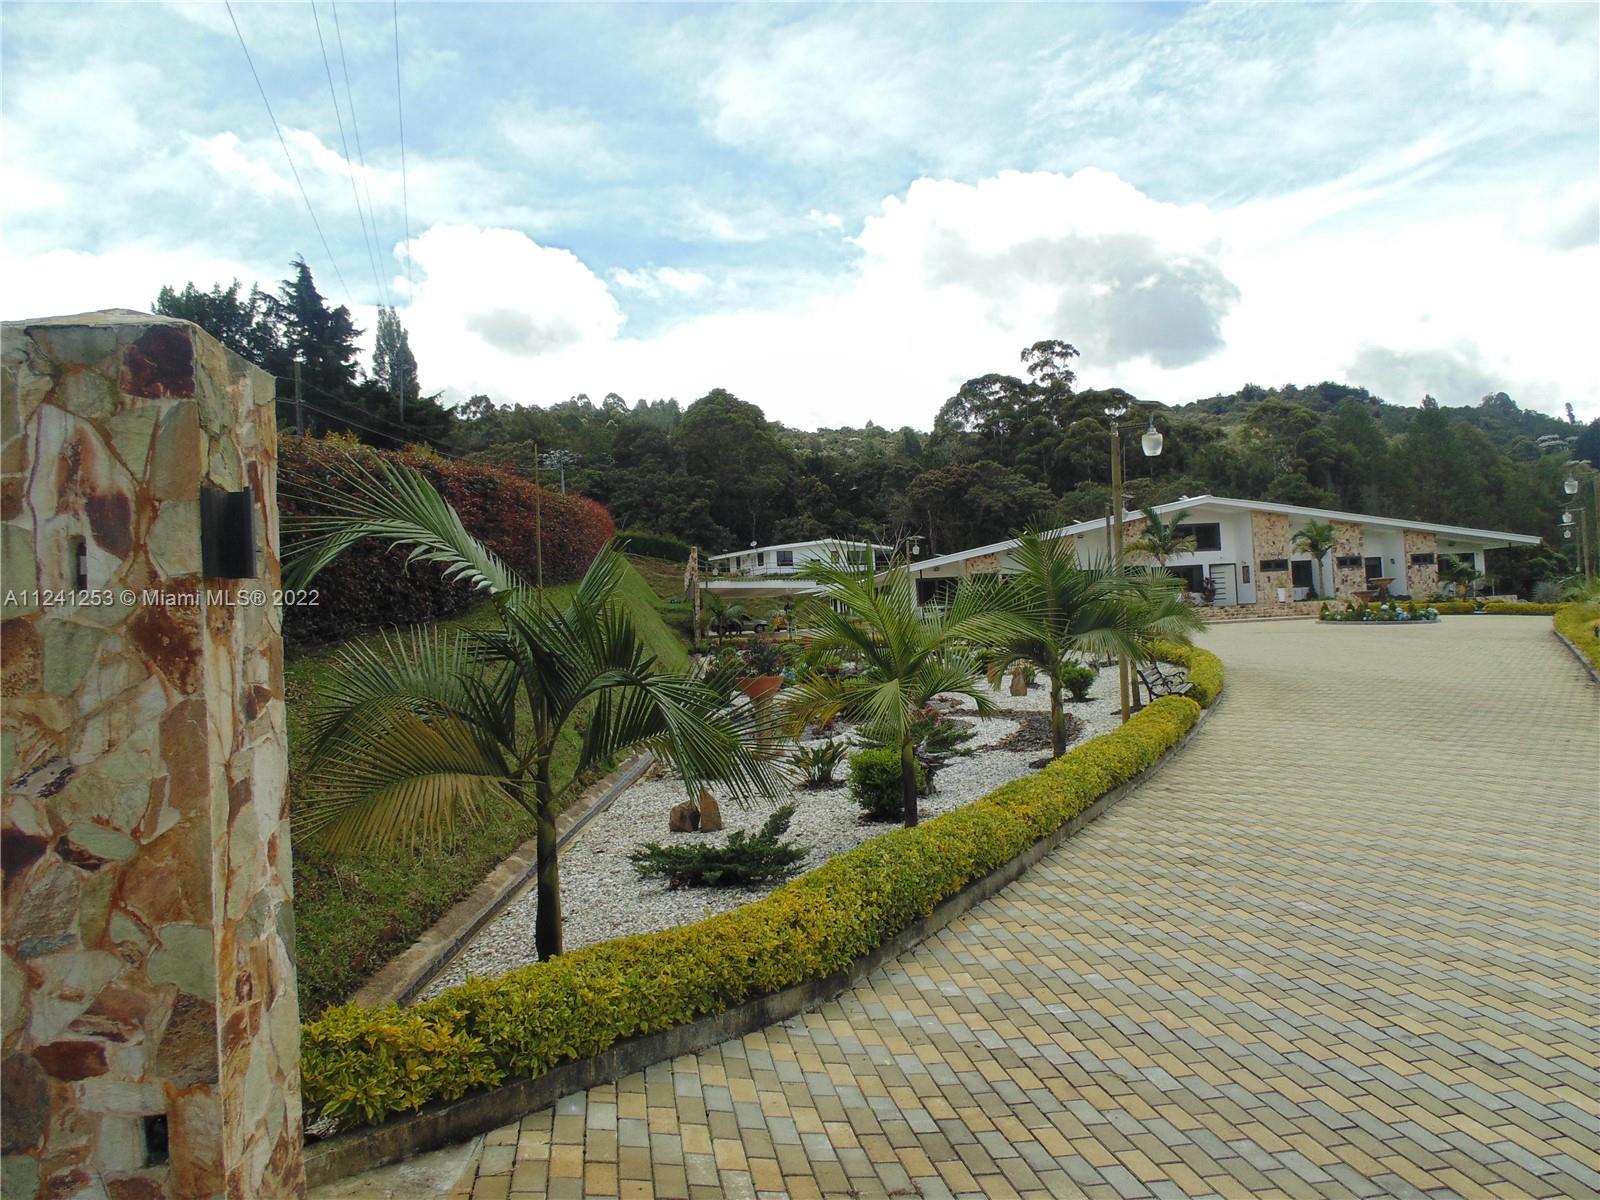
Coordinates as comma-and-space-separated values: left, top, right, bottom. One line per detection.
289, 558, 686, 1014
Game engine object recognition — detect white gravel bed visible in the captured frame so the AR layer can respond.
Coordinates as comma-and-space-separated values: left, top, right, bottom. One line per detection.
419, 667, 1134, 998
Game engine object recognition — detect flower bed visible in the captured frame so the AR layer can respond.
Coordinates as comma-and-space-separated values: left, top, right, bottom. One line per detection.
1319, 600, 1439, 623
300, 646, 1223, 1131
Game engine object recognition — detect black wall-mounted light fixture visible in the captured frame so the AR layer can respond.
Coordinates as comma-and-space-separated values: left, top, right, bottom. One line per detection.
200, 486, 257, 579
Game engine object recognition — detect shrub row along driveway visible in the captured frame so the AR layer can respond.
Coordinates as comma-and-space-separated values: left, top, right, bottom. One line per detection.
320, 616, 1599, 1200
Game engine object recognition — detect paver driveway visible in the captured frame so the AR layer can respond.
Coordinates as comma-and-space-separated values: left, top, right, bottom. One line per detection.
324, 617, 1599, 1200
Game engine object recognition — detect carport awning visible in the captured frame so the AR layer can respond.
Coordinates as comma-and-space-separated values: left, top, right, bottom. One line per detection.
702, 579, 823, 601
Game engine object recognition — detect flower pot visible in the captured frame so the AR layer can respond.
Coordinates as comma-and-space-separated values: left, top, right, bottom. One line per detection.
738, 674, 783, 703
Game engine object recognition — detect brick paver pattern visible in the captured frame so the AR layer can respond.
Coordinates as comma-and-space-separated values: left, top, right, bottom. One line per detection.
452, 618, 1599, 1199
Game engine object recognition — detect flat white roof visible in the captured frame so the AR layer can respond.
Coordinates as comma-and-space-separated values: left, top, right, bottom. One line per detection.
912, 494, 1542, 573
708, 538, 892, 562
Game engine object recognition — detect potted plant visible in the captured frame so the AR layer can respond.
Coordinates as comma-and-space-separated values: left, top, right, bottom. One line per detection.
736, 634, 786, 702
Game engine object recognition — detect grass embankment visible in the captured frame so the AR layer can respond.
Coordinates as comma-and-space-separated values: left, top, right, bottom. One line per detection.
1555, 602, 1600, 671
289, 558, 687, 1015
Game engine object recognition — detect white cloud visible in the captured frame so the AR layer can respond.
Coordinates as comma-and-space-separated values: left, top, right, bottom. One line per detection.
609, 267, 711, 298
404, 223, 622, 365
397, 168, 1599, 427
498, 103, 628, 177
0, 243, 262, 322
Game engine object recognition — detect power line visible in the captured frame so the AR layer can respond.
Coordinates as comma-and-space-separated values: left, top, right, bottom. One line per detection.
224, 0, 353, 302
392, 0, 415, 306
310, 0, 388, 308
331, 0, 393, 308
273, 374, 465, 455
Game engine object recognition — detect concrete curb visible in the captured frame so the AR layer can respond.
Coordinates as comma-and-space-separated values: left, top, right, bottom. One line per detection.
349, 751, 656, 1008
1553, 628, 1600, 685
305, 695, 1222, 1188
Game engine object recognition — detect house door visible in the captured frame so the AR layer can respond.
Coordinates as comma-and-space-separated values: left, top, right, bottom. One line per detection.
1210, 563, 1237, 606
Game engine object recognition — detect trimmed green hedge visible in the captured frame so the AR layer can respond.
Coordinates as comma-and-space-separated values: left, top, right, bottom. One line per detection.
1420, 599, 1560, 616
1555, 603, 1600, 671
615, 528, 692, 563
1483, 601, 1560, 615
301, 646, 1223, 1131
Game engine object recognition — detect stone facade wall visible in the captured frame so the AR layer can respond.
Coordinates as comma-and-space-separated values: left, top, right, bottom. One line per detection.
1404, 530, 1439, 598
962, 552, 1001, 576
1332, 520, 1366, 597
1, 312, 302, 1199
1249, 511, 1291, 607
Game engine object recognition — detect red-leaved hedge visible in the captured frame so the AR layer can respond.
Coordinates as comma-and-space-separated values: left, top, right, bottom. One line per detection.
279, 435, 614, 642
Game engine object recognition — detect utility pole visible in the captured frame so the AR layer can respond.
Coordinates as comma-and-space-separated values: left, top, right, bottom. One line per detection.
292, 360, 304, 435
533, 442, 544, 591
1110, 421, 1130, 724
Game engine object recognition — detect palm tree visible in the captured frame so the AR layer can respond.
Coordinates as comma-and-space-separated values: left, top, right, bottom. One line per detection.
1128, 506, 1197, 571
784, 559, 1004, 827
284, 459, 779, 960
1439, 556, 1481, 597
978, 532, 1182, 755
701, 592, 749, 641
1291, 520, 1336, 598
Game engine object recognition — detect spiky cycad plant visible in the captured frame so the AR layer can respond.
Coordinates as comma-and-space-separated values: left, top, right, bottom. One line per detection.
284, 458, 780, 961
783, 559, 1005, 827
972, 532, 1152, 757
1128, 506, 1197, 570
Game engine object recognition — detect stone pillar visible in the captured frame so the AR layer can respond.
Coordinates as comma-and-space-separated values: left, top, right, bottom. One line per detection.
2, 311, 302, 1199
1249, 511, 1290, 607
1404, 530, 1438, 598
1332, 520, 1365, 598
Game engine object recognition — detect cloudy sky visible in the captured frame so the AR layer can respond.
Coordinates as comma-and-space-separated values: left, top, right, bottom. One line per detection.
3, 2, 1597, 427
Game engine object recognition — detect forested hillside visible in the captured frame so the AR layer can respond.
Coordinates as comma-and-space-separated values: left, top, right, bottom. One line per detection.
160, 264, 1596, 591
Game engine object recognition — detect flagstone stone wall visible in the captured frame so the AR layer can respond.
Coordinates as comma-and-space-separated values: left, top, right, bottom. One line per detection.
1333, 520, 1366, 597
1, 311, 303, 1199
1250, 511, 1291, 606
1404, 530, 1439, 598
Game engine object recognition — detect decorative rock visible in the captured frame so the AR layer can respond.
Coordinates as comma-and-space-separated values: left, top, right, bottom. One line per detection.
668, 801, 699, 833
697, 789, 723, 833
1009, 665, 1029, 696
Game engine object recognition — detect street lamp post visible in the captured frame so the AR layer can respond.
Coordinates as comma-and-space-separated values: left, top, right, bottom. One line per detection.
1564, 460, 1597, 583
1106, 397, 1165, 723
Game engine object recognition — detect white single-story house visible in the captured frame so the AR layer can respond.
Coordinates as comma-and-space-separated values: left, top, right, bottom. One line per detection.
708, 538, 891, 577
906, 495, 1541, 611
703, 538, 892, 602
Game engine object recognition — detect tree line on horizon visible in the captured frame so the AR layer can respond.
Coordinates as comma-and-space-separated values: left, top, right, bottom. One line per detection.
157, 260, 1595, 592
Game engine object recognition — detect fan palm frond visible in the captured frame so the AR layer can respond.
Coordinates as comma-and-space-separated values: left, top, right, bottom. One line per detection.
300, 710, 516, 852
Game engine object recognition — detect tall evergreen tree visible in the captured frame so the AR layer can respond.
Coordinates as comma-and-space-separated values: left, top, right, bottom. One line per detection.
372, 306, 420, 416
268, 257, 362, 399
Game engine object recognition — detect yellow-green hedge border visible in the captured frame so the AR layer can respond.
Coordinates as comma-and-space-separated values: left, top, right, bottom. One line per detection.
301, 646, 1224, 1130
1555, 603, 1600, 671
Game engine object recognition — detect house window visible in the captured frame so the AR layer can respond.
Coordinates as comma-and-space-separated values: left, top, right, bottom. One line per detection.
1170, 564, 1205, 592
1241, 564, 1250, 584
1335, 555, 1363, 569
1175, 523, 1222, 552
1364, 557, 1383, 580
776, 550, 794, 567
1290, 560, 1314, 589
756, 552, 765, 567
916, 577, 959, 606
1258, 558, 1289, 573
1409, 552, 1435, 566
